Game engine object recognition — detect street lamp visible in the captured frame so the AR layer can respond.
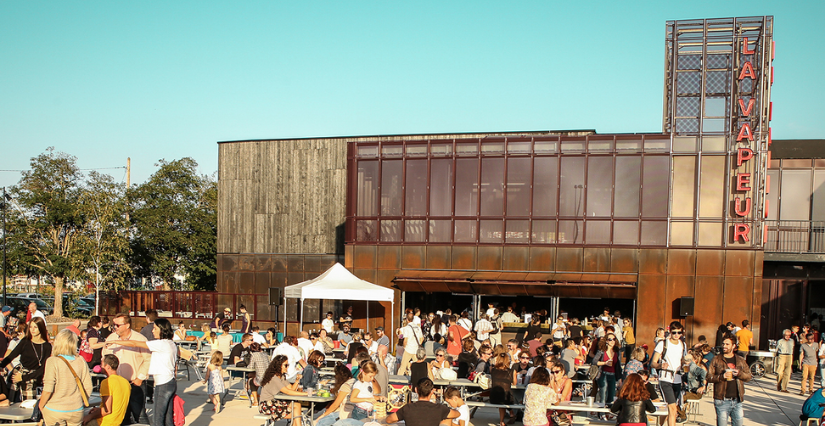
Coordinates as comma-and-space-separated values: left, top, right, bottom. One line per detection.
1, 187, 10, 303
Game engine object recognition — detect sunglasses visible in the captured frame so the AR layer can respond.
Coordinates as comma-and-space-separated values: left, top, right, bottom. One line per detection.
552, 370, 563, 374
671, 331, 683, 335
520, 356, 530, 360
436, 354, 444, 357
607, 338, 616, 342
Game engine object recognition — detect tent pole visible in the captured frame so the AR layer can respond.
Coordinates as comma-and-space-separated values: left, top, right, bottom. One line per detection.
299, 298, 303, 335
367, 301, 370, 333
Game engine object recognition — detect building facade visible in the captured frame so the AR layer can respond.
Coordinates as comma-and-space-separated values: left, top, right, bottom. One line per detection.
217, 16, 783, 346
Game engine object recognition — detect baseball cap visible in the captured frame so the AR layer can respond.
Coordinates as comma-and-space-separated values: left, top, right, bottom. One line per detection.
1, 306, 12, 313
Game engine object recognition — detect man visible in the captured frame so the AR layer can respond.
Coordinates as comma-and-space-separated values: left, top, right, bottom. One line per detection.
800, 388, 825, 423
139, 309, 157, 341
250, 326, 267, 345
791, 325, 802, 373
321, 311, 335, 334
775, 329, 794, 392
297, 331, 313, 361
651, 321, 687, 426
102, 313, 151, 425
396, 310, 424, 376
210, 308, 231, 332
337, 323, 353, 345
707, 334, 752, 426
551, 317, 567, 347
500, 306, 519, 324
338, 306, 354, 326
229, 333, 253, 366
272, 335, 306, 381
567, 318, 583, 340
485, 303, 496, 318
83, 354, 131, 426
441, 308, 452, 327
66, 319, 82, 336
613, 310, 624, 331
386, 378, 460, 426
474, 347, 493, 374
363, 332, 378, 356
560, 338, 578, 378
26, 302, 45, 323
373, 327, 395, 374
599, 307, 611, 322
735, 320, 753, 358
527, 332, 543, 357
474, 313, 493, 343
506, 339, 521, 366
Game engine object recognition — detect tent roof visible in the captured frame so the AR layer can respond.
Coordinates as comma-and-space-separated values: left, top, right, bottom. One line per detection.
283, 263, 394, 302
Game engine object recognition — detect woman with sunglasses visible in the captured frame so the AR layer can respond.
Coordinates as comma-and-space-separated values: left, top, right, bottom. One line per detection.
429, 348, 450, 379
547, 360, 573, 426
592, 332, 623, 407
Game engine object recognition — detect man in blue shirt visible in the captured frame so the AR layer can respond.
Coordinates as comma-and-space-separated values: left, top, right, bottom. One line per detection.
801, 388, 825, 422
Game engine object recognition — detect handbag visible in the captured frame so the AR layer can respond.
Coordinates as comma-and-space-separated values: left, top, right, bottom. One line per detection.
472, 372, 490, 390
549, 411, 571, 426
587, 364, 601, 381
57, 356, 90, 408
439, 367, 457, 381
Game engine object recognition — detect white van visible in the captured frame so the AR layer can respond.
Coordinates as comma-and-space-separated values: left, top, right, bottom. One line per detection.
15, 293, 42, 300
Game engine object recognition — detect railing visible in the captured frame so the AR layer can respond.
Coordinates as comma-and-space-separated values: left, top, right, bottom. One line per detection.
97, 291, 274, 326
764, 220, 825, 254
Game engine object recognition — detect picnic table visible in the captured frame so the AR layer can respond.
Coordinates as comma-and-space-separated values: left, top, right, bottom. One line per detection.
272, 393, 335, 421
0, 395, 103, 421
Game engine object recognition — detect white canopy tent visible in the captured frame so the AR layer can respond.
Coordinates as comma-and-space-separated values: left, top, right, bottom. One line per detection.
284, 263, 395, 335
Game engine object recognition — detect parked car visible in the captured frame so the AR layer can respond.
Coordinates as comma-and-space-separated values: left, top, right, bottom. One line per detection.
15, 293, 43, 300
5, 296, 54, 319
43, 295, 92, 317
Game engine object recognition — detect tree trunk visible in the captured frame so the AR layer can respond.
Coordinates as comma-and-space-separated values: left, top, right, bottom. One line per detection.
53, 275, 64, 318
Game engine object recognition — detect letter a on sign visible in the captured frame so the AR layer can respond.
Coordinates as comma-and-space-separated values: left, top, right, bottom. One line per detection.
737, 124, 754, 141
734, 224, 750, 243
739, 62, 756, 80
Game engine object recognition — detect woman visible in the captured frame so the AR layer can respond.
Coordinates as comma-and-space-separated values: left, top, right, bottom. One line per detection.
522, 367, 558, 426
318, 329, 334, 354
447, 315, 469, 358
592, 333, 623, 406
107, 318, 178, 426
247, 342, 270, 407
429, 348, 450, 379
266, 328, 279, 347
420, 312, 432, 341
610, 374, 656, 426
490, 353, 514, 426
259, 355, 307, 426
216, 323, 233, 355
547, 360, 573, 425
430, 315, 446, 341
622, 319, 636, 363
238, 305, 252, 334
684, 350, 707, 401
0, 317, 52, 402
624, 347, 646, 379
300, 350, 328, 391
315, 363, 363, 426
85, 316, 103, 367
655, 327, 667, 345
457, 312, 473, 332
592, 320, 605, 340
345, 333, 364, 365
457, 339, 478, 379
173, 322, 188, 341
409, 347, 432, 388
98, 317, 112, 341
38, 330, 93, 426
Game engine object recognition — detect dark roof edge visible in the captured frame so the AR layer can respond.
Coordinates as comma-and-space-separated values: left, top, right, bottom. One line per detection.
770, 139, 825, 159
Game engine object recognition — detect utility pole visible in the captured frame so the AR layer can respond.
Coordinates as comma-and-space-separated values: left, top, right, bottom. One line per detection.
2, 187, 8, 303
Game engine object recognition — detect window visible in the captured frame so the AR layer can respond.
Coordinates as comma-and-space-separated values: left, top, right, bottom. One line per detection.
780, 170, 812, 221
405, 159, 428, 216
381, 160, 402, 216
356, 161, 379, 216
559, 157, 585, 217
671, 156, 696, 218
642, 156, 669, 217
430, 159, 453, 216
699, 156, 726, 218
586, 157, 613, 217
533, 157, 558, 216
614, 157, 641, 218
480, 158, 505, 216
455, 159, 478, 216
506, 157, 532, 217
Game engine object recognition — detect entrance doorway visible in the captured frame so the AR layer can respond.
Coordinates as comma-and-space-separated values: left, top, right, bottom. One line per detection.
559, 298, 635, 323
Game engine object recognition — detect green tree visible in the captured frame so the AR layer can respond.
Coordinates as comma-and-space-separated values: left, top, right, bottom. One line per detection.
129, 158, 216, 290
78, 171, 131, 314
9, 148, 86, 318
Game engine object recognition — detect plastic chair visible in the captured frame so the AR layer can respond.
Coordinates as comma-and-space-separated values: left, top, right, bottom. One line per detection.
798, 418, 819, 426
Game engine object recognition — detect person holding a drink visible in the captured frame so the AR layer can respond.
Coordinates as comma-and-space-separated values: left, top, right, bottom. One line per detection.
707, 333, 752, 426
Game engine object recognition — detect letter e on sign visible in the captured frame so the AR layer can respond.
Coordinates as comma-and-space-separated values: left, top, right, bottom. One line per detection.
736, 173, 752, 191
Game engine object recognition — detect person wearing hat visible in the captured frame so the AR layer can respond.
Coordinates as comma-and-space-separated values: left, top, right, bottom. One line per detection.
0, 306, 12, 331
210, 308, 232, 332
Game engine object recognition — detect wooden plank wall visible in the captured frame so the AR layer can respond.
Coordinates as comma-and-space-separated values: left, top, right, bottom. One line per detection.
218, 139, 348, 254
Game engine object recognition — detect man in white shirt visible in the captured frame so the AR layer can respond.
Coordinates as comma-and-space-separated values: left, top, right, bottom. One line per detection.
651, 321, 687, 426
396, 311, 423, 376
500, 307, 519, 323
250, 326, 267, 345
485, 303, 496, 319
321, 312, 335, 334
310, 333, 324, 353
272, 336, 307, 381
363, 332, 379, 356
474, 314, 493, 342
296, 331, 313, 361
457, 314, 472, 332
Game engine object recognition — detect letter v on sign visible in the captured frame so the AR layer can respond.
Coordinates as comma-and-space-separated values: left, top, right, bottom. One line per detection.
738, 99, 755, 116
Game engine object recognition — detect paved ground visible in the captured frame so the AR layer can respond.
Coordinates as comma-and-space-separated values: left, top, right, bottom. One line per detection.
164, 368, 820, 426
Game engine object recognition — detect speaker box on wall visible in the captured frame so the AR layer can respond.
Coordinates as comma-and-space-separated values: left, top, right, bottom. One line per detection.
269, 287, 282, 305
679, 297, 694, 317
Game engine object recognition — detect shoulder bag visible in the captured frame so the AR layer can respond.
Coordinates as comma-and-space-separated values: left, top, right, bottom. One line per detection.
57, 356, 90, 408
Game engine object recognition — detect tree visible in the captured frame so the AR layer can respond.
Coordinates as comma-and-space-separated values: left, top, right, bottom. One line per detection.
78, 171, 131, 314
10, 148, 86, 318
129, 158, 217, 290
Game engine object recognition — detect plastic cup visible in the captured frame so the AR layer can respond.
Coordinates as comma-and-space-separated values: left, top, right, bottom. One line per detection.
307, 387, 314, 396
587, 396, 595, 406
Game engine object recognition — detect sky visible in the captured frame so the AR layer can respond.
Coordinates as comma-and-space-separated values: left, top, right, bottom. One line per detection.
1, 1, 822, 189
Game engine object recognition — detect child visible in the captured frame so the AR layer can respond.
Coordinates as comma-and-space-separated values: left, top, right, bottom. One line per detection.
349, 361, 380, 420
79, 329, 94, 363
204, 351, 226, 413
444, 386, 469, 426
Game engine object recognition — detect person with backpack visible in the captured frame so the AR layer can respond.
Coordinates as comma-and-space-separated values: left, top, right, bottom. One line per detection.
396, 310, 424, 376
651, 321, 687, 426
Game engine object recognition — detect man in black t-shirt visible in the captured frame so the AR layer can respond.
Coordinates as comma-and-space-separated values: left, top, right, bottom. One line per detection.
228, 333, 253, 366
707, 334, 752, 426
387, 378, 459, 426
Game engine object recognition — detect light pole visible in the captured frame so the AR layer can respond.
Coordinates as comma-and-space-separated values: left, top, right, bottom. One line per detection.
2, 187, 8, 303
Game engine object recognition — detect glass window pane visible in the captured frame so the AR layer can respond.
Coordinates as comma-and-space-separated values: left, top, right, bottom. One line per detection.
614, 157, 641, 218
454, 220, 477, 243
506, 158, 532, 217
481, 143, 504, 155
558, 220, 583, 244
698, 222, 723, 246
812, 171, 825, 221
533, 157, 558, 216
673, 137, 697, 152
382, 145, 402, 157
613, 221, 639, 245
642, 156, 670, 217
480, 158, 505, 216
780, 170, 812, 221
430, 159, 453, 216
380, 220, 401, 242
699, 156, 726, 218
701, 136, 727, 152
357, 145, 378, 158
616, 139, 642, 152
532, 220, 556, 243
640, 221, 667, 246
670, 221, 694, 246
405, 159, 428, 216
356, 160, 379, 216
705, 97, 727, 116
455, 159, 478, 216
431, 143, 453, 157
356, 220, 377, 242
559, 157, 585, 217
405, 144, 427, 157
766, 170, 779, 221
405, 220, 426, 242
534, 141, 557, 154
703, 118, 725, 133
586, 220, 611, 244
586, 157, 613, 217
479, 220, 503, 243
671, 156, 696, 218
456, 142, 478, 156
507, 142, 532, 155
505, 220, 530, 243
429, 220, 452, 243
381, 160, 403, 216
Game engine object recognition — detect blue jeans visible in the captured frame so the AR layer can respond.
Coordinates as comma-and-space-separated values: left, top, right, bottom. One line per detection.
713, 399, 743, 426
153, 380, 177, 426
596, 372, 616, 405
820, 364, 825, 388
351, 407, 370, 420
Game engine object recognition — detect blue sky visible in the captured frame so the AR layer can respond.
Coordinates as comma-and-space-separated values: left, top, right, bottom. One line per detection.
1, 1, 821, 188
